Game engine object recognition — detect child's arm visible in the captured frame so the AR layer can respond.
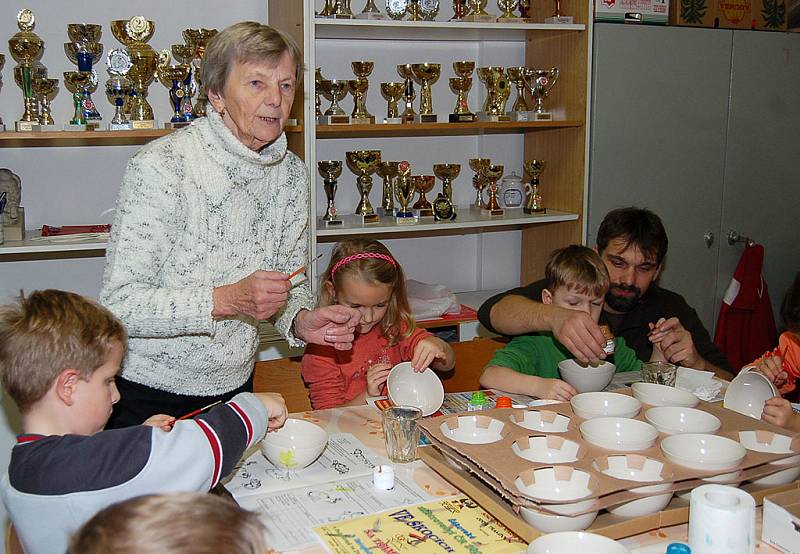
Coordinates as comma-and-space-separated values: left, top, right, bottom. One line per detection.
340, 362, 393, 406
762, 397, 800, 433
412, 336, 455, 372
480, 365, 576, 401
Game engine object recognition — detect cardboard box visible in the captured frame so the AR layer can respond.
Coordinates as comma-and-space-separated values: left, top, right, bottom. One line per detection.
751, 0, 789, 30
595, 0, 670, 24
763, 489, 800, 553
669, 0, 718, 27
790, 0, 800, 28
670, 0, 788, 28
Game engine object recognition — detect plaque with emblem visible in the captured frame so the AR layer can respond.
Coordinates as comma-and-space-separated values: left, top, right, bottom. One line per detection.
433, 193, 456, 221
386, 0, 409, 19
420, 0, 440, 19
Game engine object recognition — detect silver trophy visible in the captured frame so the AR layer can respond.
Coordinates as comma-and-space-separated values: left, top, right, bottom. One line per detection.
105, 48, 133, 130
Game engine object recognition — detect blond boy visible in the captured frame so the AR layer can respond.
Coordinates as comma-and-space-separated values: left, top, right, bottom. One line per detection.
481, 246, 662, 401
0, 290, 287, 554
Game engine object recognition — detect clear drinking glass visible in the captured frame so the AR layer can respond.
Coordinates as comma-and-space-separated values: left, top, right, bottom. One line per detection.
641, 361, 678, 387
382, 406, 422, 463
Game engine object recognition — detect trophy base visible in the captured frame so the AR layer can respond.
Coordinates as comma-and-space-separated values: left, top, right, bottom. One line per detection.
484, 207, 506, 216
109, 122, 133, 131
377, 207, 395, 216
36, 124, 60, 132
395, 213, 417, 225
355, 12, 385, 19
164, 121, 191, 129
462, 14, 498, 22
497, 16, 528, 23
286, 118, 299, 126
351, 115, 376, 125
413, 114, 438, 123
131, 120, 157, 129
362, 213, 380, 225
382, 117, 404, 124
16, 121, 40, 132
449, 113, 477, 123
63, 123, 100, 131
510, 111, 536, 122
318, 114, 351, 125
323, 218, 344, 226
524, 207, 547, 214
532, 111, 553, 121
477, 112, 511, 122
545, 15, 574, 23
415, 208, 434, 218
334, 13, 354, 19
2, 207, 25, 241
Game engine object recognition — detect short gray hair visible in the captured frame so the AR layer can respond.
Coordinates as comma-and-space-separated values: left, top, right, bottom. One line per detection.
200, 21, 302, 100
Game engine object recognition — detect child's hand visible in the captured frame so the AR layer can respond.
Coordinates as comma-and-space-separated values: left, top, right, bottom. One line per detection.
143, 414, 176, 432
752, 356, 788, 389
255, 392, 288, 431
412, 337, 447, 372
762, 396, 794, 428
366, 363, 392, 397
539, 379, 577, 402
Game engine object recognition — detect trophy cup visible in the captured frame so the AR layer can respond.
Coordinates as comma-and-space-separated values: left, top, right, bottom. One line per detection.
356, 0, 386, 18
498, 0, 526, 22
64, 71, 95, 128
468, 158, 490, 210
525, 67, 560, 121
349, 61, 376, 124
105, 48, 133, 130
380, 82, 404, 124
545, 0, 574, 23
396, 64, 416, 123
376, 161, 400, 216
318, 0, 337, 16
523, 159, 547, 213
507, 66, 533, 121
32, 77, 58, 128
464, 0, 497, 21
157, 50, 193, 128
346, 150, 382, 223
315, 68, 327, 119
420, 0, 441, 19
181, 28, 217, 117
477, 67, 511, 121
64, 24, 103, 125
0, 53, 5, 130
518, 0, 532, 18
318, 160, 344, 226
412, 175, 435, 218
170, 44, 198, 120
8, 9, 45, 131
406, 0, 424, 20
394, 161, 416, 224
482, 164, 505, 216
334, 0, 355, 18
411, 63, 440, 123
318, 79, 351, 125
387, 0, 410, 19
451, 0, 469, 19
449, 60, 476, 123
110, 17, 158, 128
432, 163, 460, 202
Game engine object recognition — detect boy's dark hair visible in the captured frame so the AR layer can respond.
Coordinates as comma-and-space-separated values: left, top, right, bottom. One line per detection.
781, 272, 800, 333
596, 207, 669, 266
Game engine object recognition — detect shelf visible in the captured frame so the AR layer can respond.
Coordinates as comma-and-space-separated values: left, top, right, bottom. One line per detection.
0, 233, 108, 255
316, 208, 578, 237
317, 120, 582, 138
314, 18, 586, 41
0, 125, 304, 147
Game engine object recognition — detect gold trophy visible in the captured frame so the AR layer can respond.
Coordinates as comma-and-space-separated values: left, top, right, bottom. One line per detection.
498, 0, 526, 21
377, 161, 401, 216
63, 71, 95, 127
523, 159, 547, 213
524, 67, 560, 121
346, 150, 382, 223
182, 28, 217, 117
464, 0, 497, 21
8, 9, 45, 131
64, 24, 103, 126
412, 175, 435, 218
0, 53, 5, 130
449, 60, 476, 123
110, 17, 157, 128
315, 68, 327, 119
156, 50, 193, 128
477, 66, 511, 122
507, 66, 533, 121
394, 161, 416, 224
433, 163, 460, 202
318, 160, 344, 226
334, 0, 355, 18
411, 63, 440, 123
349, 61, 376, 124
482, 164, 505, 215
451, 0, 469, 20
32, 77, 58, 127
406, 0, 424, 20
380, 82, 405, 124
468, 158, 490, 210
318, 0, 336, 16
396, 64, 416, 123
318, 79, 351, 125
106, 48, 134, 130
545, 0, 574, 23
356, 0, 386, 18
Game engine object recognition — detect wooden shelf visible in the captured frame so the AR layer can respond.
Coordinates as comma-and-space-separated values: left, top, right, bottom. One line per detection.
317, 120, 583, 138
314, 18, 586, 41
0, 233, 108, 255
0, 125, 303, 147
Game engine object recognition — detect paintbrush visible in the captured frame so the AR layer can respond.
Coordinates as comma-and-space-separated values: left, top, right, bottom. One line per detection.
176, 400, 223, 421
288, 253, 324, 286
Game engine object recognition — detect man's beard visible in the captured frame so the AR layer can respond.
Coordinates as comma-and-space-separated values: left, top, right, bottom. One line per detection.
605, 284, 642, 312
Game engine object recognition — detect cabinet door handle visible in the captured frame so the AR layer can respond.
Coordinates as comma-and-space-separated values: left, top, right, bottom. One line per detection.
703, 231, 714, 248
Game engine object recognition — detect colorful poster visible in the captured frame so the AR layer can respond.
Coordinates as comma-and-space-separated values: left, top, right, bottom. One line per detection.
315, 495, 526, 554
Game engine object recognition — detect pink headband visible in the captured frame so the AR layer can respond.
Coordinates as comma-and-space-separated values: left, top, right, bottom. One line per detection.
331, 252, 397, 278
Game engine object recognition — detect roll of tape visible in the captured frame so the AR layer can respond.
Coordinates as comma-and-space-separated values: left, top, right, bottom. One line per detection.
688, 484, 755, 554
373, 465, 394, 490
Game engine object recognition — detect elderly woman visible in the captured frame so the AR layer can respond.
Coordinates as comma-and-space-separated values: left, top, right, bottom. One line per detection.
100, 22, 359, 428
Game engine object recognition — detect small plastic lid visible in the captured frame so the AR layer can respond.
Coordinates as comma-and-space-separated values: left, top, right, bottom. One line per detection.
495, 396, 513, 408
469, 391, 488, 406
666, 543, 691, 554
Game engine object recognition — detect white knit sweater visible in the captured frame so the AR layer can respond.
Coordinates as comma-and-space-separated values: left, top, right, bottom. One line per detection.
100, 109, 313, 395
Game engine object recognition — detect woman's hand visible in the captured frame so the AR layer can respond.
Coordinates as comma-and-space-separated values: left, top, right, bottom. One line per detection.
366, 363, 392, 397
293, 306, 361, 351
143, 414, 176, 432
412, 337, 448, 372
255, 392, 288, 431
212, 270, 290, 320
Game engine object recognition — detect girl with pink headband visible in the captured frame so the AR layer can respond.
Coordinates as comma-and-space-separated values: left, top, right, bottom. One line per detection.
302, 238, 455, 410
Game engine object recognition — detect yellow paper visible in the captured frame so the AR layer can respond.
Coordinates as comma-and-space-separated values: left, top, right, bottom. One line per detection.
315, 495, 525, 554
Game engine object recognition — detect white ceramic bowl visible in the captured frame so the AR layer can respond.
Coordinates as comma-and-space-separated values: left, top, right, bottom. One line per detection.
738, 431, 800, 487
513, 435, 583, 464
527, 532, 630, 554
580, 417, 658, 451
661, 433, 746, 472
558, 359, 616, 393
723, 370, 778, 419
570, 392, 641, 420
644, 406, 722, 435
594, 455, 673, 518
387, 362, 444, 417
750, 454, 800, 487
510, 409, 571, 433
515, 467, 595, 503
440, 415, 505, 444
631, 382, 699, 408
519, 499, 598, 533
260, 418, 328, 469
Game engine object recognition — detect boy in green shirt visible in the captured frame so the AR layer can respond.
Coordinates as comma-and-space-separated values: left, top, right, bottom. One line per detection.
480, 245, 664, 401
